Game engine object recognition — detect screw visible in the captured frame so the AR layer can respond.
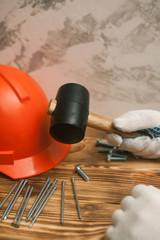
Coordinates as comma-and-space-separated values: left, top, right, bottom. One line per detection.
71, 177, 82, 219
98, 146, 126, 154
61, 181, 65, 224
26, 177, 50, 220
107, 154, 127, 162
29, 186, 57, 228
96, 139, 114, 148
75, 165, 90, 181
0, 183, 18, 208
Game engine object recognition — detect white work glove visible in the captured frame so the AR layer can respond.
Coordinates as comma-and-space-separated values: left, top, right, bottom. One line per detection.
106, 110, 160, 159
106, 184, 160, 240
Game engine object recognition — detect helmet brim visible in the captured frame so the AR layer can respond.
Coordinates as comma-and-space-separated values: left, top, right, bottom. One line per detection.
0, 140, 70, 179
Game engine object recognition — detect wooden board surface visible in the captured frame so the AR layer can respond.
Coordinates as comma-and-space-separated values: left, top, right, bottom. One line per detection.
0, 127, 160, 240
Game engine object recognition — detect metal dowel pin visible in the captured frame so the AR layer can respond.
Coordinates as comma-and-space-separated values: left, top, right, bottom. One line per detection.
26, 180, 52, 222
26, 177, 50, 220
61, 181, 65, 224
2, 179, 28, 220
15, 186, 33, 228
71, 177, 82, 219
0, 183, 18, 208
11, 185, 31, 227
32, 179, 58, 219
1, 179, 25, 221
29, 186, 57, 228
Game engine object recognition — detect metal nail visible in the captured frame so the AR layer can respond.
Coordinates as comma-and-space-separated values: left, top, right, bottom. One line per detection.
2, 179, 28, 221
26, 177, 50, 220
61, 181, 65, 224
13, 186, 34, 228
2, 180, 24, 220
96, 139, 114, 148
0, 183, 18, 208
32, 179, 58, 219
29, 186, 57, 228
26, 180, 52, 222
11, 185, 31, 227
75, 165, 89, 181
4, 179, 28, 220
71, 177, 82, 219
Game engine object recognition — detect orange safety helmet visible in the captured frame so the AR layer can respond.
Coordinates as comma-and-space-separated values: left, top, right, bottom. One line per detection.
0, 65, 70, 179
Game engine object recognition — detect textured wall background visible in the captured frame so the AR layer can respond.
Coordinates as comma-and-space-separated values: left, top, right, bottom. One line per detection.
0, 0, 160, 118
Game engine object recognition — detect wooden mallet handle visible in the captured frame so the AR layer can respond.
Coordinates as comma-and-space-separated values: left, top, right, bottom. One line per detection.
88, 112, 145, 138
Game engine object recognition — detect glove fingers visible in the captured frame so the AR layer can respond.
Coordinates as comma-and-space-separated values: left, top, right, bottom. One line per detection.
106, 134, 160, 158
106, 226, 115, 240
106, 133, 123, 147
106, 134, 150, 151
132, 184, 160, 201
107, 184, 160, 240
120, 136, 151, 153
106, 135, 151, 153
106, 134, 150, 152
136, 138, 160, 158
132, 184, 148, 198
113, 110, 160, 132
112, 209, 125, 225
148, 185, 160, 195
121, 196, 135, 211
144, 150, 160, 159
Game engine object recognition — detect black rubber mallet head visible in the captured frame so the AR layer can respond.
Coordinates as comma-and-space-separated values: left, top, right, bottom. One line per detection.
48, 83, 89, 144
47, 83, 148, 144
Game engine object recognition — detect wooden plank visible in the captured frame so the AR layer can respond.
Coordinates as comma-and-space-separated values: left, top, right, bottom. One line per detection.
0, 128, 160, 240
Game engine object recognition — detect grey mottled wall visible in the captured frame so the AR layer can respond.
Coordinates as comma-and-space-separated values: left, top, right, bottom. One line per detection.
0, 0, 160, 118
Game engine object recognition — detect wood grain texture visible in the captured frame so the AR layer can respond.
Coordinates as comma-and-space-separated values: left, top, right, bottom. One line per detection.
0, 127, 160, 240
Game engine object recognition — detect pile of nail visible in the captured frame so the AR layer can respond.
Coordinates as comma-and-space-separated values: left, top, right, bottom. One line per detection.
27, 178, 57, 227
0, 166, 90, 228
60, 177, 83, 224
1, 179, 32, 227
96, 139, 140, 161
0, 178, 57, 228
